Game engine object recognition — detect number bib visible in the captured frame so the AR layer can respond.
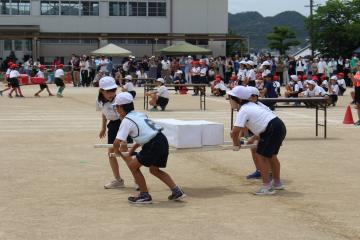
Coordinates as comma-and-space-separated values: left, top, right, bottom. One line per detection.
125, 111, 162, 145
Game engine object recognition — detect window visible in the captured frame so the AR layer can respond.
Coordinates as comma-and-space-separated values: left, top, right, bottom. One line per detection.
129, 1, 146, 16
10, 0, 30, 15
109, 39, 127, 45
4, 40, 12, 51
25, 40, 32, 51
41, 1, 59, 15
109, 1, 127, 16
81, 1, 98, 16
61, 1, 79, 15
127, 39, 147, 44
148, 1, 166, 16
14, 40, 22, 51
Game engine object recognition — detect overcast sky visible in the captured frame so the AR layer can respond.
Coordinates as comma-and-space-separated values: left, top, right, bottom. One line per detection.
228, 0, 328, 17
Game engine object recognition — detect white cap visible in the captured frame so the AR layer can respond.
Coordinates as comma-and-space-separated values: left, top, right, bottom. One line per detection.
125, 75, 132, 81
227, 86, 251, 100
247, 86, 260, 96
290, 75, 299, 81
112, 92, 134, 106
246, 61, 254, 66
99, 76, 117, 90
240, 60, 247, 65
188, 55, 193, 58
176, 70, 183, 74
261, 61, 270, 66
307, 80, 316, 85
330, 75, 338, 80
156, 78, 165, 83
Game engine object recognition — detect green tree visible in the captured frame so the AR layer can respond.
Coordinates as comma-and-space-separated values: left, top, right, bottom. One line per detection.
266, 26, 300, 55
305, 0, 360, 57
226, 28, 248, 56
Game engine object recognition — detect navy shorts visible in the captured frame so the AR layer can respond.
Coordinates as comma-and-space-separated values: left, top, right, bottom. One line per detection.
136, 132, 169, 168
107, 119, 133, 144
55, 78, 65, 87
257, 117, 286, 158
355, 87, 360, 104
129, 91, 136, 98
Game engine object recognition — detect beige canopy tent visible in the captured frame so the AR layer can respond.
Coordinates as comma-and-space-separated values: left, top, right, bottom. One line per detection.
158, 42, 212, 56
91, 43, 132, 56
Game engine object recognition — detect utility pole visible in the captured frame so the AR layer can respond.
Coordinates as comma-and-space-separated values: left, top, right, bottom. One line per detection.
310, 0, 314, 57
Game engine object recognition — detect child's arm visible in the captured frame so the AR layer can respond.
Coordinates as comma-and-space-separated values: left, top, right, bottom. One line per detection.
99, 114, 107, 138
128, 143, 140, 155
230, 126, 243, 151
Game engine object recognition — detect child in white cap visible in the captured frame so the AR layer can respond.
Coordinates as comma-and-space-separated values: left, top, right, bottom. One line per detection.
146, 78, 169, 111
96, 76, 132, 189
122, 75, 136, 98
228, 86, 286, 195
112, 92, 186, 204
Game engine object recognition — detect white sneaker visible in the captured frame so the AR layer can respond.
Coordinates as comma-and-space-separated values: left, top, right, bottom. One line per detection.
272, 181, 285, 190
254, 186, 276, 195
104, 179, 125, 189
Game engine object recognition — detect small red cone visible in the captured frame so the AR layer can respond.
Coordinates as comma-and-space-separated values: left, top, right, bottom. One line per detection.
343, 105, 354, 124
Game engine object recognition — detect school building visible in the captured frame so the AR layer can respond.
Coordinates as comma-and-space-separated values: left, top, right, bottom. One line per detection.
0, 0, 236, 64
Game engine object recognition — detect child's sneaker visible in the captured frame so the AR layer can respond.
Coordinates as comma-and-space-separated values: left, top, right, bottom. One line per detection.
128, 192, 152, 204
104, 179, 125, 189
57, 93, 63, 98
246, 170, 261, 179
150, 107, 158, 112
272, 181, 285, 190
168, 186, 186, 201
254, 186, 276, 195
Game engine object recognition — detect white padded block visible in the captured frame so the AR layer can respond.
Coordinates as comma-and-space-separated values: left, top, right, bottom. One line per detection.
187, 120, 224, 146
154, 119, 202, 148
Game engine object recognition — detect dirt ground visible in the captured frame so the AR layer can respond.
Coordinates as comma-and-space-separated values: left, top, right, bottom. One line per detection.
0, 84, 359, 240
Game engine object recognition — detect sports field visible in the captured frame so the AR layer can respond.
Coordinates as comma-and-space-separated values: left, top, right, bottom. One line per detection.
0, 85, 359, 240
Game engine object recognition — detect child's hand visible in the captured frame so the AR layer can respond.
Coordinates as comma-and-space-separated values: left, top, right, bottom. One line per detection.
99, 129, 106, 138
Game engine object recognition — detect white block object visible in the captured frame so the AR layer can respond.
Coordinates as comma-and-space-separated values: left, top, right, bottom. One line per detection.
154, 119, 202, 148
186, 120, 224, 146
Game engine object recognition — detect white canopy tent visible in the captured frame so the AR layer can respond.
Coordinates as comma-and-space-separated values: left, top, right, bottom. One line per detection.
91, 43, 132, 56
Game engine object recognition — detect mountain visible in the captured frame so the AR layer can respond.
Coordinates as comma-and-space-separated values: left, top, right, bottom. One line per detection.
228, 11, 308, 51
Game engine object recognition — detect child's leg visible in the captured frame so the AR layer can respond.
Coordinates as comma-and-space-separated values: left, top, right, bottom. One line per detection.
126, 157, 148, 193
46, 86, 53, 95
149, 94, 158, 107
257, 154, 271, 185
108, 148, 121, 180
269, 155, 281, 184
149, 166, 176, 189
17, 87, 24, 96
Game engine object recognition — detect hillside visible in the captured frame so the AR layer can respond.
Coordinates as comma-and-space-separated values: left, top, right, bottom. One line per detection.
228, 11, 308, 51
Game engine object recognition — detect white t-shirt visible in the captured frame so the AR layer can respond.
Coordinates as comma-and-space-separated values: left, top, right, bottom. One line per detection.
304, 85, 327, 97
237, 69, 247, 81
36, 71, 45, 78
96, 99, 119, 121
337, 79, 346, 89
124, 82, 135, 91
55, 69, 64, 78
9, 70, 20, 78
100, 59, 109, 72
317, 61, 327, 74
200, 67, 208, 76
6, 68, 11, 75
161, 60, 170, 70
215, 81, 227, 91
157, 85, 169, 99
234, 102, 276, 136
246, 69, 256, 81
191, 66, 200, 75
136, 71, 147, 79
261, 69, 271, 78
330, 84, 339, 95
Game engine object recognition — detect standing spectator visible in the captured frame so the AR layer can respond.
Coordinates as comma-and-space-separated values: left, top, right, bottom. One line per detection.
288, 57, 296, 76
99, 56, 109, 75
170, 58, 180, 78
295, 57, 305, 76
72, 54, 81, 87
275, 58, 285, 86
88, 56, 97, 85
311, 58, 318, 76
80, 55, 90, 87
350, 55, 359, 73
148, 56, 158, 80
161, 57, 171, 83
107, 57, 114, 77
184, 56, 193, 84
24, 57, 33, 77
317, 58, 327, 79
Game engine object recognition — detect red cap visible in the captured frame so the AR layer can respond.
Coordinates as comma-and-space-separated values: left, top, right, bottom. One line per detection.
215, 74, 222, 80
312, 75, 319, 81
39, 65, 46, 70
320, 75, 326, 80
303, 75, 308, 80
231, 75, 237, 81
337, 72, 344, 77
10, 64, 17, 69
58, 64, 64, 68
273, 75, 279, 81
297, 75, 303, 80
8, 62, 13, 66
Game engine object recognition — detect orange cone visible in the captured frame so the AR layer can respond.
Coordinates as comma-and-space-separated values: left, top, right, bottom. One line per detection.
343, 105, 354, 124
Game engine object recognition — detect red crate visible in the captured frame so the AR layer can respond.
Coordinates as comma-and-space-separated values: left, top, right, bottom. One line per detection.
31, 77, 45, 84
19, 74, 30, 85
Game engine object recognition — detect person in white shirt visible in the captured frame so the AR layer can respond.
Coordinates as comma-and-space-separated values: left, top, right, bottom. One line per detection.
34, 65, 54, 97
146, 78, 169, 111
228, 86, 286, 195
211, 74, 227, 96
99, 56, 109, 73
245, 61, 256, 86
96, 76, 132, 189
54, 64, 65, 97
7, 63, 24, 98
317, 58, 327, 77
122, 75, 136, 98
161, 57, 171, 82
336, 73, 347, 96
112, 92, 186, 204
302, 80, 327, 97
296, 57, 306, 75
329, 76, 339, 106
285, 75, 301, 98
237, 60, 247, 85
0, 62, 16, 96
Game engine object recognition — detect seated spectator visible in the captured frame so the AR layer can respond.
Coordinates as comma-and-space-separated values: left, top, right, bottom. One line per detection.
329, 76, 339, 106
336, 73, 347, 96
146, 78, 169, 111
228, 73, 238, 90
93, 70, 105, 87
122, 75, 136, 98
173, 70, 187, 94
273, 75, 281, 96
285, 75, 301, 98
302, 80, 327, 97
211, 75, 227, 97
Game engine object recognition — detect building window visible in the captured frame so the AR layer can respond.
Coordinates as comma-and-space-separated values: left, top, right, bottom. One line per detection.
10, 0, 30, 15
127, 39, 147, 44
25, 40, 32, 51
14, 40, 22, 51
108, 39, 127, 45
0, 0, 10, 15
81, 1, 98, 16
61, 1, 79, 15
109, 1, 127, 16
41, 1, 59, 15
148, 1, 166, 16
129, 1, 146, 16
4, 40, 12, 51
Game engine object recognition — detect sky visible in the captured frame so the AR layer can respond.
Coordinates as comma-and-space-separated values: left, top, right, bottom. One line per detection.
228, 0, 328, 17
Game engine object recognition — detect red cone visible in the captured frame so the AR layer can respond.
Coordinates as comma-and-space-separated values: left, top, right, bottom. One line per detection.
343, 105, 354, 124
